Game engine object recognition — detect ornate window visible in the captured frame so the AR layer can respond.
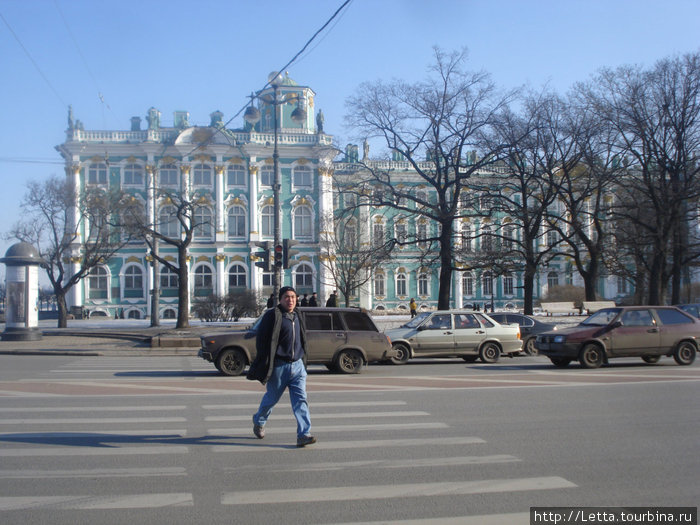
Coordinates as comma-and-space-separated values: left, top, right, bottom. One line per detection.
159, 164, 179, 187
482, 271, 493, 296
373, 222, 384, 248
227, 205, 246, 239
87, 163, 108, 185
396, 273, 407, 297
228, 264, 247, 289
160, 266, 178, 289
260, 165, 273, 187
124, 265, 143, 298
193, 164, 212, 186
481, 224, 493, 251
194, 206, 213, 239
261, 205, 274, 237
88, 266, 108, 299
293, 165, 312, 188
503, 273, 514, 295
461, 224, 472, 251
227, 165, 246, 188
194, 265, 213, 296
294, 206, 312, 239
418, 272, 429, 296
547, 271, 559, 288
462, 271, 474, 296
342, 219, 357, 250
294, 263, 314, 290
158, 205, 179, 238
123, 164, 144, 186
374, 272, 385, 296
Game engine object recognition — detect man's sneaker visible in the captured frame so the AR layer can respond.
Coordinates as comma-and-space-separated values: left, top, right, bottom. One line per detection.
296, 435, 317, 447
253, 419, 265, 439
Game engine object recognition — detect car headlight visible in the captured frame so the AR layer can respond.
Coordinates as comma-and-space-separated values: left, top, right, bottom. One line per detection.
552, 335, 566, 343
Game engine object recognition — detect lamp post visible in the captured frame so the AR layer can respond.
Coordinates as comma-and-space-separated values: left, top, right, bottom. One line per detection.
244, 72, 307, 302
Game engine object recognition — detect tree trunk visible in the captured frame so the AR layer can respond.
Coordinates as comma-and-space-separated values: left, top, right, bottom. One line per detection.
56, 290, 68, 329
176, 245, 190, 328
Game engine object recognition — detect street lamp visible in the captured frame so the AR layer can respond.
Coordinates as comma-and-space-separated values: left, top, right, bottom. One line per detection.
244, 72, 307, 302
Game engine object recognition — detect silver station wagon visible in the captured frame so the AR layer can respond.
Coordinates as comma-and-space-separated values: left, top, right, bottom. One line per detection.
199, 307, 395, 376
384, 310, 522, 364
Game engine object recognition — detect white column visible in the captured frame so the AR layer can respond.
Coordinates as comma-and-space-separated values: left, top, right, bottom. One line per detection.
248, 163, 259, 236
215, 165, 225, 241
216, 255, 226, 296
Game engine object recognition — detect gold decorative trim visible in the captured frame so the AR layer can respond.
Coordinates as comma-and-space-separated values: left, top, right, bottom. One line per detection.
195, 256, 208, 263
180, 166, 191, 175
227, 157, 244, 165
214, 165, 225, 175
215, 254, 226, 262
263, 158, 274, 165
249, 166, 258, 174
296, 158, 308, 165
126, 256, 141, 263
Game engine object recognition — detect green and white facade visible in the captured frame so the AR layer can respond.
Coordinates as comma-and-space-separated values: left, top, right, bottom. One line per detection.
56, 75, 628, 318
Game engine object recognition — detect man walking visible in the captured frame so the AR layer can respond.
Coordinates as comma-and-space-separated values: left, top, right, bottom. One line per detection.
248, 286, 316, 447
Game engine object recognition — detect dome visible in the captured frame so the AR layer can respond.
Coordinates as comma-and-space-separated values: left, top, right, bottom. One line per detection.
0, 242, 45, 266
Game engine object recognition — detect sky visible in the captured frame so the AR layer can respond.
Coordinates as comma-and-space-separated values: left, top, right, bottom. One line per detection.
0, 0, 698, 283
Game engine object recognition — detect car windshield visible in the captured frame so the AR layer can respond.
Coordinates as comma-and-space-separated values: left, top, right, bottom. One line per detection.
580, 308, 621, 326
403, 312, 431, 328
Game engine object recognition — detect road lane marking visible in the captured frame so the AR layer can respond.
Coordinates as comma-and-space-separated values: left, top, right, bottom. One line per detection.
328, 513, 531, 525
0, 405, 187, 413
208, 421, 448, 436
202, 400, 408, 410
0, 445, 189, 457
0, 467, 187, 478
0, 493, 193, 510
205, 410, 429, 422
0, 416, 186, 424
222, 476, 577, 504
211, 436, 484, 452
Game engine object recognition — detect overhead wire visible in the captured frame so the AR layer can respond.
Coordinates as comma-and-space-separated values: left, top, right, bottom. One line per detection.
180, 0, 354, 159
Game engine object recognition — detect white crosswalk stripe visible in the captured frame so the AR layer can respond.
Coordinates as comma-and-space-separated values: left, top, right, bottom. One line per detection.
0, 392, 577, 521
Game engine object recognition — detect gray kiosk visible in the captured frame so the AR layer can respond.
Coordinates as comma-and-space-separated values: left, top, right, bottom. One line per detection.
1, 242, 45, 341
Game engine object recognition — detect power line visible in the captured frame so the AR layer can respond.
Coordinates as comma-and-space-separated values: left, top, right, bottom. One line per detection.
0, 11, 67, 108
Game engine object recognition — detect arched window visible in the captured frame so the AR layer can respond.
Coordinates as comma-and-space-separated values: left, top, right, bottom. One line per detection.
261, 205, 274, 237
194, 265, 213, 296
294, 263, 314, 290
462, 272, 474, 296
159, 164, 179, 187
396, 273, 407, 297
503, 273, 514, 295
124, 266, 143, 298
418, 272, 429, 296
343, 220, 357, 250
482, 271, 493, 296
417, 221, 428, 249
227, 205, 246, 239
193, 164, 212, 186
127, 309, 141, 319
374, 272, 385, 297
228, 264, 247, 289
160, 266, 178, 289
162, 308, 176, 319
123, 164, 144, 186
294, 206, 312, 239
260, 165, 273, 186
293, 165, 312, 187
481, 225, 493, 251
88, 266, 108, 299
194, 207, 212, 239
159, 205, 179, 238
227, 164, 246, 188
547, 271, 559, 288
503, 224, 515, 250
88, 163, 108, 185
373, 222, 384, 248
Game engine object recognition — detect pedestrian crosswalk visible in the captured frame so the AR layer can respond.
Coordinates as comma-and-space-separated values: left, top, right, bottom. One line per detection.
0, 392, 577, 523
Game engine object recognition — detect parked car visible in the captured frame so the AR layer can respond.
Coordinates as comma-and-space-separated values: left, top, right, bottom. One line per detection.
535, 306, 698, 369
199, 307, 395, 376
675, 304, 700, 318
384, 310, 522, 364
488, 312, 557, 355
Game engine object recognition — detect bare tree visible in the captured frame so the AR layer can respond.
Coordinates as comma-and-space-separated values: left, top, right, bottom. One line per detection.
318, 205, 393, 307
9, 175, 139, 327
125, 187, 212, 329
344, 48, 516, 309
582, 52, 700, 303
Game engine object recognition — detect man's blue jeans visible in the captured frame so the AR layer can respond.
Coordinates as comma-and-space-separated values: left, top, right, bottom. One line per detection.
253, 359, 312, 439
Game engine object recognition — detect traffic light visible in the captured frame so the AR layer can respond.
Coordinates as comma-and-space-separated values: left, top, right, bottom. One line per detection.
283, 239, 300, 269
253, 241, 271, 271
274, 244, 283, 267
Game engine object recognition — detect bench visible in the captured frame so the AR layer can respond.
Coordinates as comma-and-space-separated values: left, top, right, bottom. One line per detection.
540, 301, 579, 316
582, 301, 617, 314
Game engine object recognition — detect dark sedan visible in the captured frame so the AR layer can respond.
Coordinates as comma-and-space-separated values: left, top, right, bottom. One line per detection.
488, 312, 557, 355
535, 306, 698, 369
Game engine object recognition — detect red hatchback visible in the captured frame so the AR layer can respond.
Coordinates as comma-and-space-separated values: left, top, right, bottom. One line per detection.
535, 306, 698, 368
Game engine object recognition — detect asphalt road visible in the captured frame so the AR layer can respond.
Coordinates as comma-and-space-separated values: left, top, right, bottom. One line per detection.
0, 355, 697, 525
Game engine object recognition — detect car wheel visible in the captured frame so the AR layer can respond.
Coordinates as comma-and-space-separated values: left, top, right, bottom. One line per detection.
673, 341, 696, 366
479, 343, 500, 363
217, 348, 247, 376
524, 337, 538, 355
390, 343, 411, 365
641, 355, 661, 364
579, 344, 604, 369
335, 349, 364, 374
550, 357, 571, 368
462, 355, 479, 363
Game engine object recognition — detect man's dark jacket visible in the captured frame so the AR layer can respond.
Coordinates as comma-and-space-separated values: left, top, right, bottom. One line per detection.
246, 306, 307, 385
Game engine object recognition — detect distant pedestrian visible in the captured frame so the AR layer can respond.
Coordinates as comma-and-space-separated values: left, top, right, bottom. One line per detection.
326, 290, 338, 307
266, 293, 274, 309
409, 298, 417, 318
308, 292, 318, 307
247, 286, 316, 447
300, 293, 309, 307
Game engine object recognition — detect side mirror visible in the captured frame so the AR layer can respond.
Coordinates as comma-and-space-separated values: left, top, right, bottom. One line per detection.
610, 321, 622, 329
